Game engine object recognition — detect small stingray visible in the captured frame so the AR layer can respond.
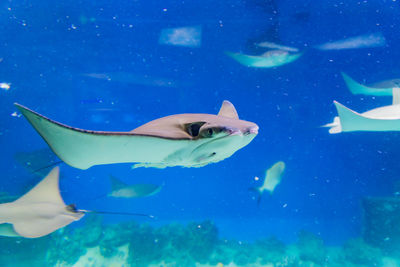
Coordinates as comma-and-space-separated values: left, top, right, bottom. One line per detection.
250, 161, 285, 205
14, 148, 60, 177
82, 72, 187, 88
15, 101, 258, 170
324, 88, 400, 133
315, 32, 386, 51
341, 72, 396, 96
159, 25, 202, 47
108, 175, 162, 198
225, 50, 302, 68
0, 167, 84, 238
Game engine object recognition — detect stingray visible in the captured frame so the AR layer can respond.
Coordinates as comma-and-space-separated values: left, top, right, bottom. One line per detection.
159, 25, 202, 48
107, 175, 162, 198
250, 161, 285, 205
0, 167, 84, 238
14, 147, 60, 177
15, 100, 258, 170
323, 88, 400, 133
82, 72, 189, 88
225, 50, 302, 68
315, 32, 386, 51
341, 72, 396, 96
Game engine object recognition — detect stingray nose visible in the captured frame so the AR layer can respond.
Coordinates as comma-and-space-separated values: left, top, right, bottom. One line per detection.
244, 125, 259, 135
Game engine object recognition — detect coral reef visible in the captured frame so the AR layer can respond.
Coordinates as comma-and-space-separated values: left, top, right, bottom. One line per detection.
296, 230, 327, 265
362, 197, 400, 256
2, 216, 400, 266
343, 238, 382, 266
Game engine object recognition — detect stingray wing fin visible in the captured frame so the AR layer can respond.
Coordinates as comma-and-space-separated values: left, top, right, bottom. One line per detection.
14, 167, 65, 206
12, 213, 83, 238
334, 101, 400, 132
341, 72, 392, 96
109, 175, 128, 191
15, 103, 187, 170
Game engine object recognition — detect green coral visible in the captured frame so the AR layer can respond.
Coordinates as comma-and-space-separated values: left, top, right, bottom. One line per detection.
343, 238, 382, 266
297, 230, 327, 265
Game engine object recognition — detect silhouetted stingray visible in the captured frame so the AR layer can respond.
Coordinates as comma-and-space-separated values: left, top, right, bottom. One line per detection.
82, 72, 188, 88
106, 175, 162, 198
15, 101, 258, 170
226, 50, 302, 68
14, 148, 60, 177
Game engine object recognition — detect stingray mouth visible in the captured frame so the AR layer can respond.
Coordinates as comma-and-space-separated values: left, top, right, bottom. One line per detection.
191, 132, 247, 164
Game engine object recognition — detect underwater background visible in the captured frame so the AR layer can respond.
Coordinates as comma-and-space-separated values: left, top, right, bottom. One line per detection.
1, 0, 400, 266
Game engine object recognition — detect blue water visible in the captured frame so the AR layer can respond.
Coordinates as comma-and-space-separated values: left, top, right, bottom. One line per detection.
1, 0, 400, 265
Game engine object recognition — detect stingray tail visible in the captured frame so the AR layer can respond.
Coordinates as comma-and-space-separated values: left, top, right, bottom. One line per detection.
80, 209, 155, 219
249, 186, 263, 206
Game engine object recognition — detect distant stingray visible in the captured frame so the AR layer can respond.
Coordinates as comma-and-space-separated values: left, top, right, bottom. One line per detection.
108, 175, 162, 198
226, 50, 302, 68
250, 161, 285, 205
341, 72, 396, 96
323, 88, 400, 134
14, 148, 60, 177
82, 72, 186, 88
315, 32, 386, 51
0, 167, 84, 238
159, 25, 202, 47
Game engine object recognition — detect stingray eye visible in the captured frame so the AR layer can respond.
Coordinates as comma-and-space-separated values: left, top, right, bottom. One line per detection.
186, 122, 206, 137
200, 127, 216, 138
66, 204, 78, 213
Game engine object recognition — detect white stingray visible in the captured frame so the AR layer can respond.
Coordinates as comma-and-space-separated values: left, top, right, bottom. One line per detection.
15, 101, 258, 170
0, 167, 84, 238
225, 50, 302, 68
251, 161, 285, 204
324, 88, 400, 133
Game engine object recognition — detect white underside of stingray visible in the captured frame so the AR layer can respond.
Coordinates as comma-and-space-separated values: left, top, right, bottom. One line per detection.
225, 51, 302, 68
15, 101, 258, 170
324, 88, 400, 133
0, 167, 84, 238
